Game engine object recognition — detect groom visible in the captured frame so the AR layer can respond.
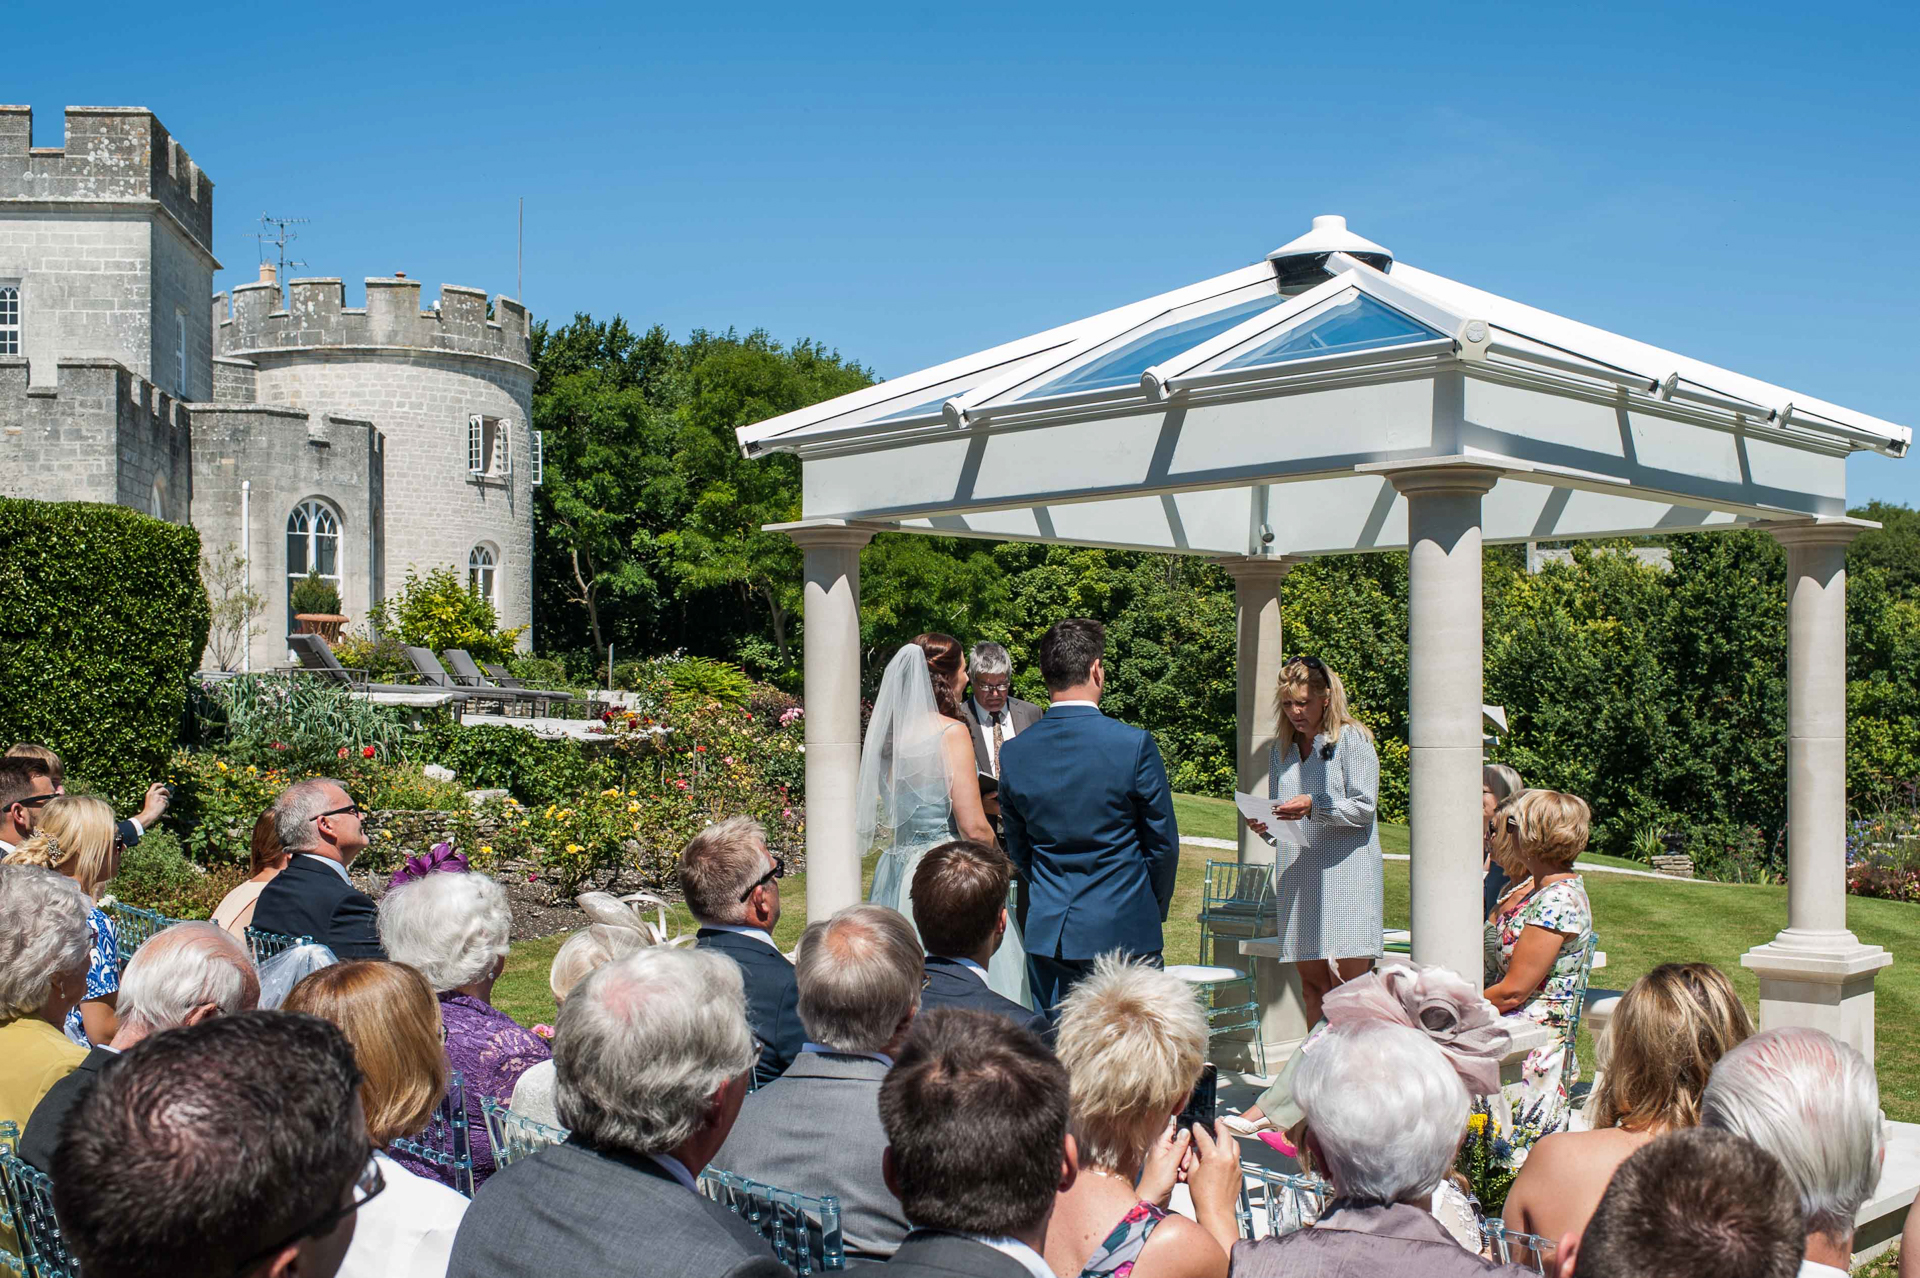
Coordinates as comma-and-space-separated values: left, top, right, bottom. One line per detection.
998, 618, 1180, 1017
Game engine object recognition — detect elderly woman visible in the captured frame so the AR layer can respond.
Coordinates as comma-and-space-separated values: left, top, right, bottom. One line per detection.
510, 891, 681, 1126
212, 809, 290, 936
0, 863, 91, 1129
285, 960, 470, 1278
1045, 956, 1241, 1278
1481, 765, 1524, 916
1502, 962, 1751, 1245
1232, 1019, 1537, 1278
377, 863, 550, 1189
3, 795, 123, 1046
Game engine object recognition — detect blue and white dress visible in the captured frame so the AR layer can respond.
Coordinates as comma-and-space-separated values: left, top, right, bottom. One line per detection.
1264, 730, 1383, 962
64, 903, 120, 1047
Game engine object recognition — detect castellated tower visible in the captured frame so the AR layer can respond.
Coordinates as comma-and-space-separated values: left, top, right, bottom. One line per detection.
209, 272, 535, 670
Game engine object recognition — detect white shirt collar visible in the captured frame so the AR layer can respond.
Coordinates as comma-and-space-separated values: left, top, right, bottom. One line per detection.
951, 956, 991, 985
300, 853, 352, 885
922, 1232, 1052, 1278
1798, 1261, 1850, 1278
702, 922, 778, 950
647, 1153, 699, 1194
1049, 699, 1099, 709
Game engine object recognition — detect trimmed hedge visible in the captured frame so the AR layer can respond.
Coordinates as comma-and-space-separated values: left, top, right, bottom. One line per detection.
0, 499, 209, 808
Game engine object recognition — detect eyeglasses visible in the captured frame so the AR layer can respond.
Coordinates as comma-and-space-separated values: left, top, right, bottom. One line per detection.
1285, 655, 1326, 673
314, 803, 365, 822
228, 1152, 384, 1276
11, 793, 54, 810
738, 855, 788, 903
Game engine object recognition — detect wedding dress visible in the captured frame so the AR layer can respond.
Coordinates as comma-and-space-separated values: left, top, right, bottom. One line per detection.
861, 644, 1033, 1010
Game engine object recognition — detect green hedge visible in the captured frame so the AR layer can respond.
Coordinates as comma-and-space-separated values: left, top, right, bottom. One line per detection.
0, 499, 209, 808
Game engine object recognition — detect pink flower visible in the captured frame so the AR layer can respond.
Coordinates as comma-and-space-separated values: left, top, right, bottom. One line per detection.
337, 746, 350, 759
532, 1023, 555, 1040
722, 756, 735, 766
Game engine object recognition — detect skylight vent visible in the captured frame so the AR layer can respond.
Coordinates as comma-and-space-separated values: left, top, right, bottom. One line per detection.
1267, 215, 1393, 286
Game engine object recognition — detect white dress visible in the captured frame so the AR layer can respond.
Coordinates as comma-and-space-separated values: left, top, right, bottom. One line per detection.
1265, 731, 1383, 962
335, 1152, 468, 1278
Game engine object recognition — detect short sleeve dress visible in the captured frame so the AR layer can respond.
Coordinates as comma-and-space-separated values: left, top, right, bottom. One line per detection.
63, 904, 120, 1047
1264, 731, 1383, 962
1482, 876, 1593, 1157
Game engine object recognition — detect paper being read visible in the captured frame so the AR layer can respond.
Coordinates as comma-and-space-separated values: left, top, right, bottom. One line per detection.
1232, 792, 1306, 844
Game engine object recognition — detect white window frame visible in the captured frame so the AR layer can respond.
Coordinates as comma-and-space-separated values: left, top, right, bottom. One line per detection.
0, 283, 19, 357
468, 414, 508, 479
500, 420, 513, 476
468, 543, 498, 605
468, 414, 485, 474
286, 499, 344, 628
531, 429, 544, 486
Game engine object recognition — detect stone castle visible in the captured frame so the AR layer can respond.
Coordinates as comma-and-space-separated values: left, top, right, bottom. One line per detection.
0, 105, 535, 672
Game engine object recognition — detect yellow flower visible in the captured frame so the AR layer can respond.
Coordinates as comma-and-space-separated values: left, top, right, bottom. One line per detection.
216, 761, 229, 773
601, 787, 619, 797
479, 845, 493, 855
627, 801, 639, 813
246, 765, 257, 775
565, 843, 583, 854
380, 830, 393, 840
505, 797, 519, 806
1467, 1113, 1488, 1135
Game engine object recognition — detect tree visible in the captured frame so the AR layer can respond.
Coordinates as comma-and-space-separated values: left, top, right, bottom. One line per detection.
201, 545, 263, 672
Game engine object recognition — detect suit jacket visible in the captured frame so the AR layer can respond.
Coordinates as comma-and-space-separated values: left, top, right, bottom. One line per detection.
1229, 1200, 1537, 1278
19, 1045, 112, 1171
250, 855, 385, 959
712, 1050, 908, 1260
964, 697, 1045, 779
874, 1231, 1043, 1278
448, 1138, 791, 1278
697, 928, 805, 1087
997, 706, 1179, 960
919, 956, 1049, 1041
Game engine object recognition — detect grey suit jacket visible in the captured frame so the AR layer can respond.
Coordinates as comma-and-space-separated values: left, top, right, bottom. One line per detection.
873, 1231, 1040, 1278
712, 1050, 908, 1259
1229, 1200, 1537, 1278
966, 697, 1044, 780
447, 1139, 792, 1278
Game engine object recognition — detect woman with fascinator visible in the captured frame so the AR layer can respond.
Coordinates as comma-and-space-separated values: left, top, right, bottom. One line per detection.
862, 633, 1030, 1008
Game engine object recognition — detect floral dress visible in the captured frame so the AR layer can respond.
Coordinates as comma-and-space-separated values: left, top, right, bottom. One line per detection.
1079, 1202, 1167, 1278
1480, 876, 1592, 1165
63, 904, 120, 1047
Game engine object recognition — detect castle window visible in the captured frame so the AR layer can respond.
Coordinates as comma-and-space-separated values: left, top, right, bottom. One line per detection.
468, 544, 498, 606
175, 308, 188, 397
286, 500, 342, 629
148, 481, 165, 521
0, 285, 19, 356
468, 415, 511, 478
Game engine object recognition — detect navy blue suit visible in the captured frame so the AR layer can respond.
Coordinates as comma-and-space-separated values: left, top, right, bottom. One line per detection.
918, 955, 1051, 1041
250, 854, 385, 959
696, 928, 805, 1087
997, 704, 1179, 1010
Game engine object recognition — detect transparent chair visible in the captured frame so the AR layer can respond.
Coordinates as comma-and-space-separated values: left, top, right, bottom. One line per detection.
697, 1168, 846, 1273
101, 900, 177, 973
0, 1123, 24, 1276
389, 1070, 476, 1197
243, 925, 314, 966
0, 1136, 78, 1278
1481, 1217, 1556, 1274
1558, 933, 1600, 1085
479, 1097, 568, 1170
1188, 860, 1276, 1072
1233, 1161, 1331, 1240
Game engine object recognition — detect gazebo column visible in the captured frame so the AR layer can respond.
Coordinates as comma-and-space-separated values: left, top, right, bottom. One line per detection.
1219, 554, 1306, 1063
1742, 520, 1891, 1056
776, 519, 877, 922
1388, 463, 1503, 987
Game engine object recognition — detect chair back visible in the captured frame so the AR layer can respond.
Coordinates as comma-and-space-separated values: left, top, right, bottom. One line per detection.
439, 649, 490, 686
1481, 1217, 1556, 1274
286, 633, 352, 681
388, 1070, 476, 1197
1558, 932, 1600, 1083
481, 662, 527, 688
479, 1098, 568, 1170
402, 647, 458, 688
697, 1168, 845, 1273
0, 1138, 78, 1278
100, 900, 177, 974
1233, 1162, 1331, 1240
243, 925, 313, 966
1201, 859, 1276, 929
0, 1123, 24, 1276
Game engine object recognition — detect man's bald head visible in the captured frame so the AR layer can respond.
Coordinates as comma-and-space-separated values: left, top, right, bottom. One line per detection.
793, 904, 923, 1054
115, 922, 259, 1044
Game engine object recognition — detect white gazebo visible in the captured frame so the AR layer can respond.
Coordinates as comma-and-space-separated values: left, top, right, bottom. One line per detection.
738, 215, 1909, 1065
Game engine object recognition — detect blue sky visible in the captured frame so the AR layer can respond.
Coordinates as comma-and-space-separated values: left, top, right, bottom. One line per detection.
15, 0, 1917, 504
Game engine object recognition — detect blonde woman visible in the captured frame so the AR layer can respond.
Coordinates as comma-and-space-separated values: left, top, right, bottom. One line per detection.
1043, 956, 1241, 1278
3, 795, 123, 1046
1502, 962, 1751, 1246
285, 960, 469, 1278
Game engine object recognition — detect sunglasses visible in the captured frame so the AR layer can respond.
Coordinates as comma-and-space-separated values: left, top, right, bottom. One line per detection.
738, 855, 788, 903
11, 793, 55, 810
1286, 655, 1327, 673
228, 1151, 384, 1276
314, 803, 365, 822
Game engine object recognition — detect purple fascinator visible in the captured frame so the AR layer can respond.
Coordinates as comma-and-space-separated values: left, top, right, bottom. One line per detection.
387, 840, 470, 890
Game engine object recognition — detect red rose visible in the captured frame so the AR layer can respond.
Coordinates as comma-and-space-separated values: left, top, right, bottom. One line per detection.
337, 746, 350, 759
362, 745, 377, 759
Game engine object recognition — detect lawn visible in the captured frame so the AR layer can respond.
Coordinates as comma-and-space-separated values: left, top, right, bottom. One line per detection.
497, 793, 1920, 1123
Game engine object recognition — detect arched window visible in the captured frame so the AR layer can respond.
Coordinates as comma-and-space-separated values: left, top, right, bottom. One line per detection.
287, 500, 342, 628
468, 544, 497, 606
148, 480, 165, 521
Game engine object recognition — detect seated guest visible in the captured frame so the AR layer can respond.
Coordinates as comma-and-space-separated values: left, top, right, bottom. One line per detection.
1047, 955, 1239, 1278
285, 961, 471, 1278
1503, 962, 1751, 1245
213, 807, 291, 936
22, 921, 259, 1170
1557, 1127, 1805, 1278
1233, 1019, 1535, 1278
911, 840, 1049, 1038
714, 903, 921, 1259
1481, 765, 1524, 916
54, 1012, 373, 1278
6, 742, 171, 852
513, 890, 680, 1125
253, 777, 385, 959
5, 794, 125, 1045
683, 816, 804, 1086
877, 1008, 1074, 1278
1701, 1028, 1883, 1278
0, 754, 56, 852
0, 863, 89, 1129
378, 859, 549, 1189
448, 948, 790, 1278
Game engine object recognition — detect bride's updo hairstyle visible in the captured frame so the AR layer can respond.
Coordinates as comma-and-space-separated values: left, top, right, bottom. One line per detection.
911, 633, 967, 719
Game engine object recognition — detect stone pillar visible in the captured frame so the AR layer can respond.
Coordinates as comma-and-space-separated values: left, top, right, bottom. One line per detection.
1389, 464, 1501, 987
1218, 554, 1306, 1064
776, 520, 877, 922
1742, 520, 1890, 1056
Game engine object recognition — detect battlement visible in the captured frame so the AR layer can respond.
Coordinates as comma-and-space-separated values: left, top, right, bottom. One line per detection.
0, 107, 214, 254
213, 276, 530, 366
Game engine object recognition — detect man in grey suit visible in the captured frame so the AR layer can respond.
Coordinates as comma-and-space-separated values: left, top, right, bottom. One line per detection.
876, 1009, 1076, 1278
713, 904, 920, 1259
449, 947, 790, 1278
964, 642, 1045, 787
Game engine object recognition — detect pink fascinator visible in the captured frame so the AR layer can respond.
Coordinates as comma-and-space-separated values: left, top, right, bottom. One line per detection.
1320, 963, 1512, 1096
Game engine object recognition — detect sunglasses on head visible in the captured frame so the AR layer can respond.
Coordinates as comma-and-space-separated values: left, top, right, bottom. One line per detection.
738, 855, 788, 903
1286, 655, 1326, 673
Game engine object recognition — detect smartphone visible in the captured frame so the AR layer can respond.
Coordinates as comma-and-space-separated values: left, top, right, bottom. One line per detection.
1177, 1062, 1218, 1132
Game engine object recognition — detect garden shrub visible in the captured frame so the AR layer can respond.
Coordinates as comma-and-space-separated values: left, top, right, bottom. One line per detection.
371, 566, 527, 664
0, 499, 210, 811
506, 654, 572, 687
111, 828, 245, 920
289, 571, 342, 617
332, 627, 413, 681
406, 723, 613, 808
202, 674, 409, 770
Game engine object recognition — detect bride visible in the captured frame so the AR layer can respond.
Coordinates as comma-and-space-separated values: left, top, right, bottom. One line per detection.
862, 633, 1033, 1009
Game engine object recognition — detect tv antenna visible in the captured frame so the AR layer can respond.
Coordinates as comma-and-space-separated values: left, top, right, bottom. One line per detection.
251, 213, 308, 282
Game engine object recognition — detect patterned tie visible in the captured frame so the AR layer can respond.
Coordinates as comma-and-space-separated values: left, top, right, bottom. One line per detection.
991, 712, 1005, 777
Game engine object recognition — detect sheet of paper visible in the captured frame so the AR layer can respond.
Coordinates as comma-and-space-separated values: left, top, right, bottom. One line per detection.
1232, 792, 1307, 844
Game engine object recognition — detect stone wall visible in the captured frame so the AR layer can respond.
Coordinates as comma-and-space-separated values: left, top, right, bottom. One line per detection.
0, 356, 190, 516
215, 276, 528, 364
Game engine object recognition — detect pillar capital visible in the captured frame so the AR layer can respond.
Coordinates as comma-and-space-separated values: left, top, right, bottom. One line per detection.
765, 518, 882, 552
1215, 553, 1304, 583
1359, 456, 1508, 499
1760, 516, 1876, 551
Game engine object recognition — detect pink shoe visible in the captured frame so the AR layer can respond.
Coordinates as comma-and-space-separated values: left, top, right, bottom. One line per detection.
1257, 1131, 1299, 1159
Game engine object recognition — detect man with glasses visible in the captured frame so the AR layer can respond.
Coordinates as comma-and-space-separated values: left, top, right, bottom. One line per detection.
681, 815, 803, 1087
252, 778, 385, 959
0, 754, 56, 852
53, 1011, 374, 1278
